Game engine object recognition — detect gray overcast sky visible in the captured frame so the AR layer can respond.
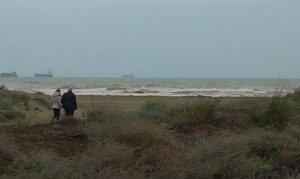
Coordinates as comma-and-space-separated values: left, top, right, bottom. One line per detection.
0, 0, 299, 78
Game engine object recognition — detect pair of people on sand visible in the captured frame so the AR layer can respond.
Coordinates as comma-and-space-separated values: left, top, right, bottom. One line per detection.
51, 88, 77, 121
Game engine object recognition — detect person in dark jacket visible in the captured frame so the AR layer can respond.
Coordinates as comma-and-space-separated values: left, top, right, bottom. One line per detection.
61, 88, 77, 118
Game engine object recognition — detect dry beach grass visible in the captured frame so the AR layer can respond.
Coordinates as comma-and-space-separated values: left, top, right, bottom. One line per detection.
1, 88, 300, 178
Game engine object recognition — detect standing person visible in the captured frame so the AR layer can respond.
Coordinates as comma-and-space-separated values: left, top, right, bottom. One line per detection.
61, 88, 77, 118
51, 89, 62, 122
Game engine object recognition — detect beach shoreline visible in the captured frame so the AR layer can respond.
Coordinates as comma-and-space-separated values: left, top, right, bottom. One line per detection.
1, 77, 297, 97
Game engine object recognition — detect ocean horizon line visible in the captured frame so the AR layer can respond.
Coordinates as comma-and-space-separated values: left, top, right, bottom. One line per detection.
3, 76, 300, 81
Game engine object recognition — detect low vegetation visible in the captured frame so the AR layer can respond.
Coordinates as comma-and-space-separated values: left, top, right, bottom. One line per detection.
32, 98, 52, 110
140, 99, 169, 121
1, 89, 300, 178
0, 98, 26, 122
246, 96, 293, 129
175, 99, 219, 125
0, 134, 20, 174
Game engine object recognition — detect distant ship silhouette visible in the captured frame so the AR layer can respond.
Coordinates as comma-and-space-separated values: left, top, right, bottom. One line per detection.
35, 70, 53, 78
122, 73, 135, 79
1, 72, 18, 77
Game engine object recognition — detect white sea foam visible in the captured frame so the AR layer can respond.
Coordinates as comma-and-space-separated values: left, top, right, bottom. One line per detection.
1, 78, 297, 97
20, 87, 293, 97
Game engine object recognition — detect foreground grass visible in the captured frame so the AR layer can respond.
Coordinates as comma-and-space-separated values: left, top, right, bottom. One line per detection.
1, 89, 300, 178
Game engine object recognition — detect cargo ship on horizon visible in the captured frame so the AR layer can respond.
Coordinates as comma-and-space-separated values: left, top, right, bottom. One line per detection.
1, 72, 18, 77
122, 72, 135, 79
34, 70, 53, 78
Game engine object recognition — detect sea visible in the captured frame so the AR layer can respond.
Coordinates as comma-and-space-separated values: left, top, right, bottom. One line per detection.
0, 78, 299, 97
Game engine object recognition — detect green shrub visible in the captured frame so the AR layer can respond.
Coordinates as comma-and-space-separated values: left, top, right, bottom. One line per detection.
180, 100, 219, 122
248, 132, 300, 176
248, 97, 292, 129
265, 97, 291, 128
247, 101, 267, 126
249, 132, 299, 161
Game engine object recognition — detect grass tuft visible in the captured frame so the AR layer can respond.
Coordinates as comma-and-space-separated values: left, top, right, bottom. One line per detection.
248, 96, 292, 129
181, 100, 219, 121
140, 99, 169, 121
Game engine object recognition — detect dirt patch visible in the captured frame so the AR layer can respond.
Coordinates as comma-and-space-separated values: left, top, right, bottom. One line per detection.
6, 119, 88, 157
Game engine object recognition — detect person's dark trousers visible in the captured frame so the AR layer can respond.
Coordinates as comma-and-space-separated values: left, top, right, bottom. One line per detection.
52, 108, 61, 121
64, 108, 75, 118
